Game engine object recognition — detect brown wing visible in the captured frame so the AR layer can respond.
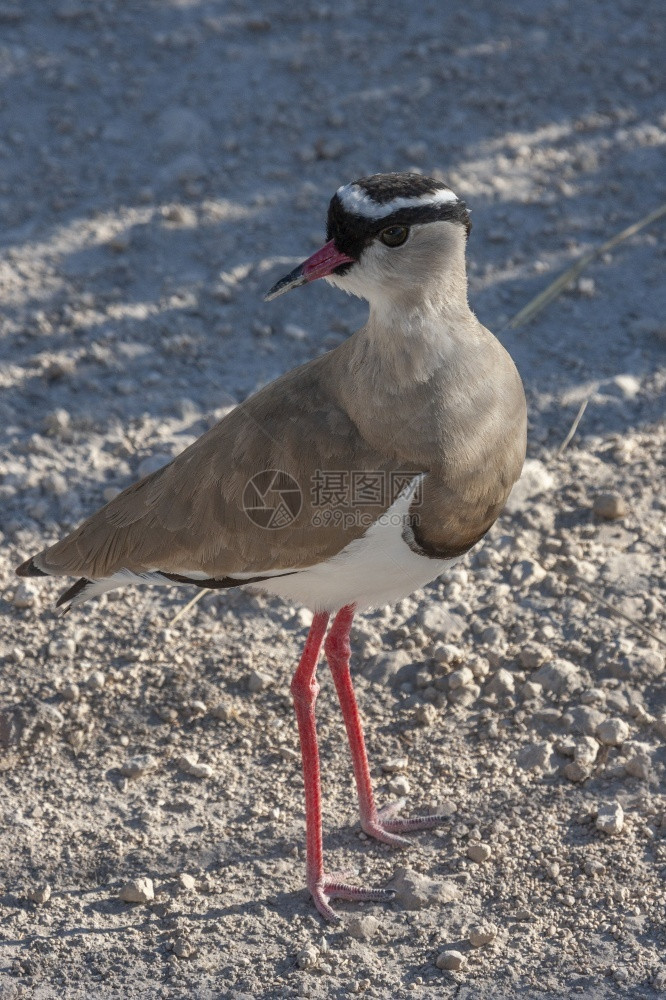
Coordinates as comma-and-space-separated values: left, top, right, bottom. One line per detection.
26, 351, 416, 581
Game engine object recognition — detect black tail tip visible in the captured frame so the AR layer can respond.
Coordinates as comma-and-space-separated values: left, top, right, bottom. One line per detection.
55, 577, 89, 609
16, 557, 48, 578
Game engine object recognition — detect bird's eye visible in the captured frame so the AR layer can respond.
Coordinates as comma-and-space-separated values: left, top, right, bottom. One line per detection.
379, 225, 409, 247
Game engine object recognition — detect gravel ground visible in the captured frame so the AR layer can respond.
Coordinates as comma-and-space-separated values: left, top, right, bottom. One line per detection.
1, 1, 665, 998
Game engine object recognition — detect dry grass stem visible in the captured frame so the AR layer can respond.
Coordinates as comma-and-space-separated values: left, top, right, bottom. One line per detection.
556, 396, 591, 457
506, 202, 666, 330
169, 587, 210, 627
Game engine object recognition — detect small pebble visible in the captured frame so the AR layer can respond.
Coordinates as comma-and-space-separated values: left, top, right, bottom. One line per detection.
533, 659, 581, 697
120, 754, 157, 778
518, 641, 552, 670
294, 607, 313, 628
177, 873, 196, 891
172, 935, 196, 959
517, 741, 554, 772
467, 843, 492, 863
28, 883, 51, 904
176, 753, 213, 779
381, 757, 409, 774
61, 682, 80, 702
486, 668, 515, 697
574, 736, 600, 765
347, 915, 379, 941
596, 718, 629, 746
596, 802, 624, 835
388, 775, 411, 796
593, 493, 626, 520
432, 643, 464, 665
576, 276, 596, 296
436, 949, 465, 971
12, 581, 37, 609
43, 408, 71, 435
564, 705, 607, 736
248, 669, 272, 693
119, 877, 154, 903
468, 922, 498, 947
86, 670, 106, 690
563, 761, 591, 783
415, 703, 437, 726
509, 559, 546, 587
521, 680, 542, 700
449, 666, 474, 690
390, 866, 459, 910
584, 859, 606, 877
296, 945, 319, 970
49, 638, 76, 658
284, 323, 308, 341
624, 750, 651, 780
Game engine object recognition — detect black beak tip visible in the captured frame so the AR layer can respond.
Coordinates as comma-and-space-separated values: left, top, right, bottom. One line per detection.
264, 265, 306, 302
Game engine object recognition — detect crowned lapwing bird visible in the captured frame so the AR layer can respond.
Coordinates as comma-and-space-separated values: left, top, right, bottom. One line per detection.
16, 172, 527, 922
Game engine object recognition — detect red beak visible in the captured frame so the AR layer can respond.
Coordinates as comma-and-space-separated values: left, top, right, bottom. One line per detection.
264, 240, 354, 301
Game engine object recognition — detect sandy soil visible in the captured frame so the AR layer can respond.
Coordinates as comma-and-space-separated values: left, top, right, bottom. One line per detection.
1, 1, 665, 998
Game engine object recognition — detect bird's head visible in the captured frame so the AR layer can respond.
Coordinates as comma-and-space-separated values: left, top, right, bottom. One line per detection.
265, 172, 471, 309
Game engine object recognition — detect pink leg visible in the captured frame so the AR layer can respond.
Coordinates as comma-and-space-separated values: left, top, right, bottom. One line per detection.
291, 610, 394, 922
325, 604, 449, 847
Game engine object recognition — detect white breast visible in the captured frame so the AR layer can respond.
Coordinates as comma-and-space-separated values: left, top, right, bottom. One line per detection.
245, 476, 457, 612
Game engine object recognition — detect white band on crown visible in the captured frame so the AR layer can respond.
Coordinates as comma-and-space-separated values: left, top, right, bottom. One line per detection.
336, 183, 458, 220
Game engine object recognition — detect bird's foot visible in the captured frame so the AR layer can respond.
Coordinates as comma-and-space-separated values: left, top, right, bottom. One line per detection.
310, 873, 395, 923
361, 798, 448, 848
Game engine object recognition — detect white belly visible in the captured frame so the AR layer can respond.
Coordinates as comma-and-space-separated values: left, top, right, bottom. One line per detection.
243, 477, 458, 612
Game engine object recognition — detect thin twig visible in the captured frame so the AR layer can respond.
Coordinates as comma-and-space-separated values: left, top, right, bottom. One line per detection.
168, 587, 210, 627
555, 395, 591, 457
573, 576, 666, 650
505, 202, 666, 331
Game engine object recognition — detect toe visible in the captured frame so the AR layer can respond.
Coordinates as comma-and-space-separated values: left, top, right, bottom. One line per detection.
362, 802, 449, 841
310, 878, 395, 922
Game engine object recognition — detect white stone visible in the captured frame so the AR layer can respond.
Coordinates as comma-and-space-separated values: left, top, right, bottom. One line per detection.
596, 718, 630, 746
449, 666, 474, 690
517, 741, 554, 772
248, 669, 272, 693
509, 559, 547, 587
390, 867, 459, 910
119, 877, 154, 903
12, 581, 38, 608
574, 737, 599, 766
176, 753, 213, 779
596, 802, 624, 835
120, 754, 157, 778
533, 659, 581, 696
388, 775, 411, 796
468, 922, 498, 947
28, 883, 51, 904
436, 949, 465, 971
486, 668, 515, 697
467, 843, 492, 863
296, 945, 318, 969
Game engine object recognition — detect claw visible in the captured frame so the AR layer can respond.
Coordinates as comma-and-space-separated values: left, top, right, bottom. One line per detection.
311, 876, 395, 923
361, 800, 449, 847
